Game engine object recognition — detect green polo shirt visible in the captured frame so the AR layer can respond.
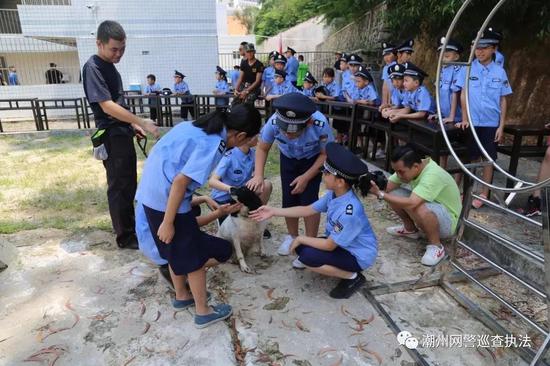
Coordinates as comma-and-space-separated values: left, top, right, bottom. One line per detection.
389, 159, 462, 231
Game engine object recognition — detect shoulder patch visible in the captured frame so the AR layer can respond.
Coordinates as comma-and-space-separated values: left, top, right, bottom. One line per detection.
345, 204, 353, 215
313, 120, 325, 128
271, 118, 277, 125
218, 140, 226, 154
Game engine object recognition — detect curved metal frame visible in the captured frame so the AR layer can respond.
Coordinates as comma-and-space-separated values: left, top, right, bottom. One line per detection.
435, 0, 550, 193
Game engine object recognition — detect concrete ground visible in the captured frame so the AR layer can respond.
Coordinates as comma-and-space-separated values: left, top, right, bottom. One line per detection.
0, 128, 546, 365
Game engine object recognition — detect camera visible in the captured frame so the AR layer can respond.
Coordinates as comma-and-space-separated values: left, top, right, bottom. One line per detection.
160, 88, 172, 96
365, 170, 388, 191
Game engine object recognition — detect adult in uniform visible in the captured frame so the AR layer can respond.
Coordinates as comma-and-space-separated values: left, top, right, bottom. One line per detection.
83, 20, 159, 250
265, 69, 298, 101
300, 72, 317, 97
135, 105, 261, 328
246, 93, 335, 256
396, 39, 414, 64
284, 46, 299, 86
380, 42, 397, 106
251, 142, 378, 299
213, 66, 231, 107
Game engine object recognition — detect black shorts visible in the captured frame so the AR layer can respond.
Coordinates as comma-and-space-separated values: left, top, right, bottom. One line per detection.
468, 126, 498, 161
296, 245, 362, 272
144, 205, 232, 275
280, 153, 322, 208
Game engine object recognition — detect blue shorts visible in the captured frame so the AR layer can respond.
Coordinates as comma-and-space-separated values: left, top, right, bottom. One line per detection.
143, 205, 232, 275
280, 153, 322, 208
468, 126, 498, 161
296, 245, 362, 272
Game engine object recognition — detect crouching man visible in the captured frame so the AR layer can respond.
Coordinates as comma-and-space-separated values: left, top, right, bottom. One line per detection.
369, 144, 462, 266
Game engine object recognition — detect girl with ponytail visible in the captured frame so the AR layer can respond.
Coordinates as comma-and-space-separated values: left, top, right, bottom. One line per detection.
135, 104, 261, 328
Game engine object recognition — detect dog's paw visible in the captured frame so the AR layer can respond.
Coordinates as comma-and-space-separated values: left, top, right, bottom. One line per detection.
239, 263, 255, 274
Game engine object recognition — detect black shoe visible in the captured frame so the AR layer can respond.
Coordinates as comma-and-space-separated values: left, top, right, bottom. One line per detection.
329, 273, 366, 299
117, 236, 139, 250
158, 264, 174, 289
263, 229, 272, 239
517, 195, 542, 217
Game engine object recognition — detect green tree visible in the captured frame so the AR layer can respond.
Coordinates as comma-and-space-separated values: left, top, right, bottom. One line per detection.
234, 6, 260, 34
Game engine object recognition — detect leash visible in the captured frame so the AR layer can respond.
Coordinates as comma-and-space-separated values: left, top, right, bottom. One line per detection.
137, 136, 148, 158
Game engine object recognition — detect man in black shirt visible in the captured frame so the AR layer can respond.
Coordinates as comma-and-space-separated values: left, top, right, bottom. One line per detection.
83, 20, 159, 249
233, 43, 264, 106
45, 63, 63, 84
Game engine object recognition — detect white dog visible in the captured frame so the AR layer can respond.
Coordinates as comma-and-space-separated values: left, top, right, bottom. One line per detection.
217, 187, 268, 273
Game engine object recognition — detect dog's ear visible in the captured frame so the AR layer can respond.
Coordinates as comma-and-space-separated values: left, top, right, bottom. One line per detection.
234, 186, 262, 211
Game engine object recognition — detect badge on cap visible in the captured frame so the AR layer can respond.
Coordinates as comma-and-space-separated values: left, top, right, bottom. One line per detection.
286, 110, 296, 118
346, 204, 353, 215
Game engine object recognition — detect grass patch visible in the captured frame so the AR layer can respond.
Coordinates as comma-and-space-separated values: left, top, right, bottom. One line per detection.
0, 132, 282, 234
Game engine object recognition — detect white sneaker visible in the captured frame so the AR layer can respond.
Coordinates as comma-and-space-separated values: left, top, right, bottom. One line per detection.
277, 235, 294, 256
421, 245, 446, 266
292, 258, 306, 269
386, 225, 421, 239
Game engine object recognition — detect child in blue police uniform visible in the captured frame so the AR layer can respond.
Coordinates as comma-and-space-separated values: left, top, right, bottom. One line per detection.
251, 142, 377, 299
262, 51, 277, 95
230, 65, 240, 90
429, 37, 465, 124
173, 70, 194, 120
246, 93, 335, 256
265, 69, 297, 101
381, 42, 397, 106
315, 67, 341, 102
135, 105, 262, 328
379, 63, 408, 118
284, 46, 299, 87
345, 65, 380, 106
396, 39, 414, 65
344, 54, 363, 94
145, 74, 161, 123
213, 66, 231, 107
339, 53, 353, 93
209, 135, 273, 221
455, 29, 512, 208
388, 62, 435, 123
301, 72, 317, 98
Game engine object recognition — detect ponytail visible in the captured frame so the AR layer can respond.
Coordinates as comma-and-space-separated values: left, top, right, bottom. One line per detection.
352, 175, 372, 197
193, 109, 227, 134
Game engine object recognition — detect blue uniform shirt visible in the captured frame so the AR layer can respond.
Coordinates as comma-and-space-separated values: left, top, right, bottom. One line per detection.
382, 61, 396, 93
135, 122, 227, 214
174, 81, 190, 94
8, 72, 18, 86
301, 87, 315, 97
341, 70, 354, 96
215, 80, 231, 106
456, 59, 512, 127
349, 83, 380, 105
230, 70, 240, 88
439, 65, 464, 121
495, 50, 505, 68
145, 83, 161, 94
312, 189, 378, 269
285, 56, 299, 83
391, 88, 408, 107
260, 110, 334, 159
268, 80, 297, 96
405, 85, 436, 114
323, 80, 341, 98
211, 147, 255, 202
262, 66, 275, 92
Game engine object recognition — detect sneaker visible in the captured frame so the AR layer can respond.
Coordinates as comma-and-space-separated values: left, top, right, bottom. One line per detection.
277, 235, 294, 256
194, 303, 233, 329
117, 235, 139, 250
375, 148, 386, 159
386, 226, 420, 239
263, 229, 272, 239
158, 264, 174, 289
517, 195, 542, 217
329, 273, 366, 299
173, 291, 212, 309
421, 244, 446, 266
292, 258, 306, 269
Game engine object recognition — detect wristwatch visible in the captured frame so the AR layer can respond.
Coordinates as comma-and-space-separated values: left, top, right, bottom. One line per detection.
378, 192, 385, 200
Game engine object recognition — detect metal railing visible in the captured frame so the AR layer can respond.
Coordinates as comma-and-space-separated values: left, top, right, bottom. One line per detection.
20, 0, 71, 5
0, 9, 21, 34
